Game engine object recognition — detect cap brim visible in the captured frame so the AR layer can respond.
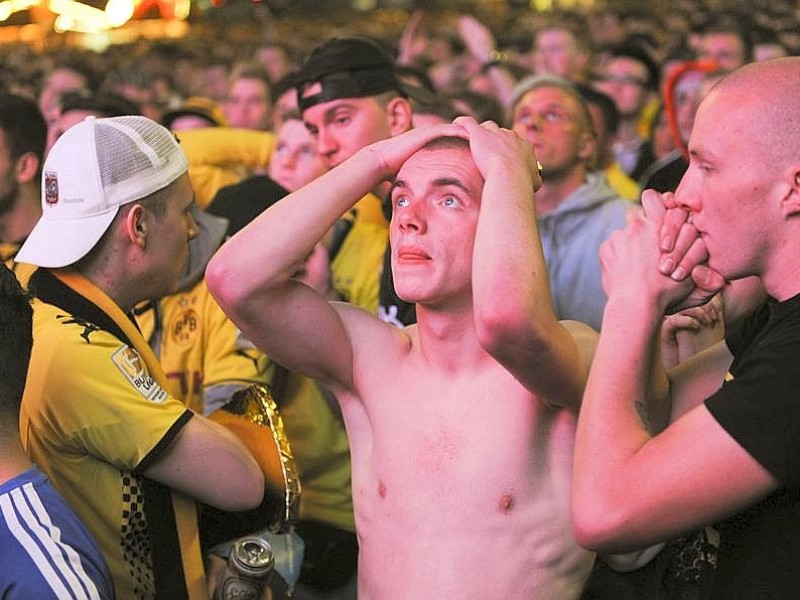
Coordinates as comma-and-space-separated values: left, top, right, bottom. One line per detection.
15, 209, 118, 268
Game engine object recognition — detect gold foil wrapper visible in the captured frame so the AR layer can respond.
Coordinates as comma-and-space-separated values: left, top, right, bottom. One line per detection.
227, 384, 301, 534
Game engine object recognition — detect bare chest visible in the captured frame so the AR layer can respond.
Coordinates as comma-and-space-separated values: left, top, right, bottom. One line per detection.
342, 361, 579, 526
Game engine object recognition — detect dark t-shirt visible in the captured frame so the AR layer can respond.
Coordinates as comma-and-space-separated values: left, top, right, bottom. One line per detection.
705, 294, 800, 598
639, 152, 689, 194
207, 175, 289, 237
378, 244, 416, 327
378, 192, 416, 327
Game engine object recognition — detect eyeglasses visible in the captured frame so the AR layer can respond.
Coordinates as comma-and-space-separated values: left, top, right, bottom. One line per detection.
514, 107, 574, 127
594, 73, 649, 88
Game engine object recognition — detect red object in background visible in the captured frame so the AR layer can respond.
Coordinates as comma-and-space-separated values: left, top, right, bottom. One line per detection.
133, 0, 179, 19
662, 60, 721, 160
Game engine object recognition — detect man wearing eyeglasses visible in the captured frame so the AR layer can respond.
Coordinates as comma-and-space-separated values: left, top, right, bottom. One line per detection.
510, 74, 631, 332
593, 43, 661, 182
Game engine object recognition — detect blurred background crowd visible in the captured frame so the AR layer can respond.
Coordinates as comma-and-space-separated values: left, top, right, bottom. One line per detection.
1, 1, 797, 597
1, 0, 798, 161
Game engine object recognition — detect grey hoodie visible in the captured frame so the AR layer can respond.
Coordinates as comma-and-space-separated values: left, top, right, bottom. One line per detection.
537, 171, 632, 331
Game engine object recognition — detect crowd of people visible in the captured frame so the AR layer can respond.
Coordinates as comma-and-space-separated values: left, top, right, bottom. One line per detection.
1, 0, 799, 598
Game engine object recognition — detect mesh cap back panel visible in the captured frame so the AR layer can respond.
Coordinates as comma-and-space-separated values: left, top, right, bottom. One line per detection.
93, 116, 188, 207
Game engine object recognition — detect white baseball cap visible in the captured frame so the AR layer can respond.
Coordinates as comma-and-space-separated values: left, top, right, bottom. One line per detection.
16, 115, 189, 268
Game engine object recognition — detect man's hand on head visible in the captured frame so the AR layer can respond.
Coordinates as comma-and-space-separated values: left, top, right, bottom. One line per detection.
367, 121, 467, 180
453, 116, 542, 190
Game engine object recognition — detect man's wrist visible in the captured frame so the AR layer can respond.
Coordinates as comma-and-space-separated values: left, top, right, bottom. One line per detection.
605, 293, 667, 324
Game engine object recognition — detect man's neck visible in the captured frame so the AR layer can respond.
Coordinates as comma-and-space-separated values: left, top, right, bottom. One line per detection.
535, 170, 586, 216
763, 249, 800, 303
77, 262, 139, 315
614, 117, 643, 145
0, 187, 41, 244
0, 430, 33, 485
415, 302, 492, 374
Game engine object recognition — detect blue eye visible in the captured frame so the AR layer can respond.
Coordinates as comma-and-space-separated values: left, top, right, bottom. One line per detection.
442, 195, 459, 207
395, 196, 410, 208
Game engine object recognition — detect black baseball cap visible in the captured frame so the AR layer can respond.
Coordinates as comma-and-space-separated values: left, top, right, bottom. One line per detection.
296, 36, 408, 113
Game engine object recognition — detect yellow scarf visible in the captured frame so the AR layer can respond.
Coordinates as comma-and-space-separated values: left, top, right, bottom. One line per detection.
51, 269, 209, 600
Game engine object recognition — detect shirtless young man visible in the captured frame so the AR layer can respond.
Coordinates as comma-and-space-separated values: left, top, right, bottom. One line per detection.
207, 118, 599, 598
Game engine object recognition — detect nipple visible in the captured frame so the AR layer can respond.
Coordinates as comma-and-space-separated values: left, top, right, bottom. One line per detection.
498, 493, 515, 513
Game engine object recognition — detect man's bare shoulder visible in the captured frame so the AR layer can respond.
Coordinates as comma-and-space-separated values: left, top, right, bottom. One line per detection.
560, 319, 600, 345
327, 301, 419, 410
331, 300, 416, 355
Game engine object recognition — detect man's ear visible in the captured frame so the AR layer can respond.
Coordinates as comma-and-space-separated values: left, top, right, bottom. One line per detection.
124, 204, 148, 248
15, 152, 40, 185
578, 131, 597, 163
387, 96, 413, 136
781, 167, 800, 216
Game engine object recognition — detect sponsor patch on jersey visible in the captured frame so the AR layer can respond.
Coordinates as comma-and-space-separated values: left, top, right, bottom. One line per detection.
112, 346, 168, 403
170, 308, 199, 346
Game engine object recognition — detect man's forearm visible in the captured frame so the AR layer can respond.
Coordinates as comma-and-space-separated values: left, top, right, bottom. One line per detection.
208, 146, 383, 298
574, 297, 666, 508
646, 327, 672, 433
472, 158, 586, 408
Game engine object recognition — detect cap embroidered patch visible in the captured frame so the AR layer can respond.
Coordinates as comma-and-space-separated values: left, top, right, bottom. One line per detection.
44, 172, 58, 206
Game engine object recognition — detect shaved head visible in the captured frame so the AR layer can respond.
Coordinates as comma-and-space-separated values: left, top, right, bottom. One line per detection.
702, 57, 800, 167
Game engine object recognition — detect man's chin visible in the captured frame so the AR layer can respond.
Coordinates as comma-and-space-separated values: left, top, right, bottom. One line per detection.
393, 286, 422, 305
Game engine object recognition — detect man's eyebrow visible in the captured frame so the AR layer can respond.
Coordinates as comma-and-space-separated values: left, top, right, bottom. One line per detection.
688, 144, 717, 162
389, 179, 408, 196
324, 102, 357, 120
432, 177, 469, 192
389, 177, 470, 197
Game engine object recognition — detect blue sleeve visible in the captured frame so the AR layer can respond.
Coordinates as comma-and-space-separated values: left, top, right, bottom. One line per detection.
0, 472, 115, 599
